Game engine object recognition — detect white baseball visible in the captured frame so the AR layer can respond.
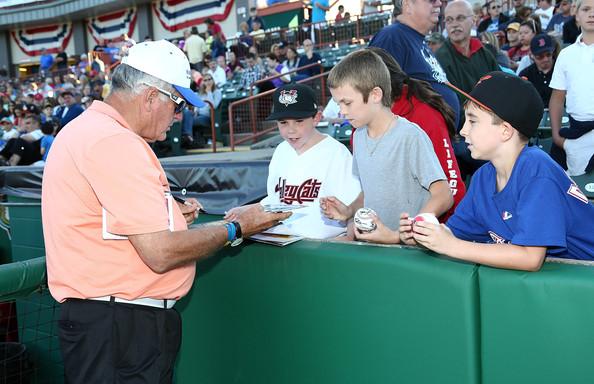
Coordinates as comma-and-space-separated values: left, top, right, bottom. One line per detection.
413, 213, 439, 225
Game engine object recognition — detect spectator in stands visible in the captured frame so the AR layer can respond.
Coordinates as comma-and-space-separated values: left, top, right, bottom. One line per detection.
477, 0, 510, 33
238, 22, 254, 47
547, 0, 573, 36
249, 20, 266, 43
76, 53, 89, 76
206, 55, 226, 88
55, 48, 69, 72
205, 18, 226, 44
369, 47, 466, 221
502, 22, 521, 50
283, 46, 300, 74
265, 53, 290, 88
427, 32, 446, 53
194, 74, 223, 147
184, 26, 207, 72
480, 31, 513, 69
336, 5, 346, 21
0, 117, 18, 149
210, 35, 226, 61
227, 51, 243, 76
41, 102, 55, 123
39, 48, 54, 76
343, 11, 351, 21
270, 43, 283, 62
38, 121, 56, 165
216, 55, 231, 80
534, 0, 555, 30
507, 0, 526, 18
248, 45, 264, 66
437, 0, 499, 109
369, 0, 461, 129
550, 0, 594, 176
240, 53, 263, 90
311, 0, 339, 24
247, 7, 266, 32
0, 113, 43, 166
563, 2, 580, 44
54, 90, 84, 128
296, 39, 322, 80
507, 19, 538, 69
519, 34, 556, 106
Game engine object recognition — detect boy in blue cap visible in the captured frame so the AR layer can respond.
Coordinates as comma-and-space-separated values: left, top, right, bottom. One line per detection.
405, 72, 594, 271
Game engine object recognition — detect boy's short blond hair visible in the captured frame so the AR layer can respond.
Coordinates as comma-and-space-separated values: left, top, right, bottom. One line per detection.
328, 50, 392, 108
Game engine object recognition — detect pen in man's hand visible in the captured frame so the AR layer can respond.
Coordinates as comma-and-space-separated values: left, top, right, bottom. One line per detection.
173, 195, 206, 212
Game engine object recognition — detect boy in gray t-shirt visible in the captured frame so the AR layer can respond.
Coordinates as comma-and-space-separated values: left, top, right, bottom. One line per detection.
352, 117, 446, 230
321, 49, 453, 243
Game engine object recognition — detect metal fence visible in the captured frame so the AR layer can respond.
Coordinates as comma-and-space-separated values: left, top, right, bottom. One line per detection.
227, 71, 330, 150
227, 11, 391, 57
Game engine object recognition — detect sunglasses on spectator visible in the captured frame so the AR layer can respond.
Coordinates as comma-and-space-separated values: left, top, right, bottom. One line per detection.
490, 5, 501, 9
204, 77, 214, 81
142, 82, 186, 113
445, 15, 473, 24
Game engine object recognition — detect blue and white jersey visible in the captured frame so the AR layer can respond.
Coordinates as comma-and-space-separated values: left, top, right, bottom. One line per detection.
447, 146, 594, 260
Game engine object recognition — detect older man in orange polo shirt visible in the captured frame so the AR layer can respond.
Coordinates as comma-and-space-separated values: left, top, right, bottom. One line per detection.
41, 40, 289, 383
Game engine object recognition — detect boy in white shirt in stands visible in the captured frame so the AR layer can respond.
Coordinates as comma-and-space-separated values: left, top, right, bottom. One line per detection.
225, 84, 361, 238
549, 0, 594, 176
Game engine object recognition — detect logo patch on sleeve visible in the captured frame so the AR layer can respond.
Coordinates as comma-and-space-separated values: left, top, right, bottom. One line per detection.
567, 183, 588, 204
488, 231, 508, 244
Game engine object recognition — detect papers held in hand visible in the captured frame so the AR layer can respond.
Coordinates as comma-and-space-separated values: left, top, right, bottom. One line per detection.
262, 203, 306, 213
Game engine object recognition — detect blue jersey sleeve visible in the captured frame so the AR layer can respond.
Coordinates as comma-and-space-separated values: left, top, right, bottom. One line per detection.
511, 177, 567, 248
446, 179, 490, 242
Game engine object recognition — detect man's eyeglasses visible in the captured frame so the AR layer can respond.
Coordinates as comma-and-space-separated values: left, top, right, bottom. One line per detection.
534, 52, 552, 60
142, 82, 186, 113
445, 15, 473, 24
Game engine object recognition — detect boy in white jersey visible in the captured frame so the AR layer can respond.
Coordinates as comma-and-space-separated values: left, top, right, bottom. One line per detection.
321, 49, 453, 243
225, 84, 361, 238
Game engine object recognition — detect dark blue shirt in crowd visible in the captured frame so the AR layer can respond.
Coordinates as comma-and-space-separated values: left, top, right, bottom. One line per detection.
297, 53, 322, 76
370, 21, 460, 129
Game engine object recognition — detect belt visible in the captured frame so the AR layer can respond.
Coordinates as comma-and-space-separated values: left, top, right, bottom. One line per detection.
87, 296, 176, 309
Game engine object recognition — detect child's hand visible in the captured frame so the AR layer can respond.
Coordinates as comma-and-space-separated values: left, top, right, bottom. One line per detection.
412, 221, 455, 254
320, 196, 351, 221
398, 212, 417, 245
354, 214, 399, 244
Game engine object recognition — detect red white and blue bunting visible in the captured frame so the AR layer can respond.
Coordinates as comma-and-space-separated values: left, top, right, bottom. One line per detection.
87, 8, 137, 44
11, 23, 73, 57
152, 0, 235, 32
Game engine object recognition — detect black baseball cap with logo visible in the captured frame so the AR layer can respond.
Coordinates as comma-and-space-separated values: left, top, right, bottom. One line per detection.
266, 84, 319, 121
449, 71, 544, 138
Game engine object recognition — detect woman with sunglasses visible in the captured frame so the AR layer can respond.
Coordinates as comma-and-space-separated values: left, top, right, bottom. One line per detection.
477, 0, 510, 33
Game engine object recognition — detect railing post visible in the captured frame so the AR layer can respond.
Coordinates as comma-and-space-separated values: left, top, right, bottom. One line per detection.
228, 105, 235, 151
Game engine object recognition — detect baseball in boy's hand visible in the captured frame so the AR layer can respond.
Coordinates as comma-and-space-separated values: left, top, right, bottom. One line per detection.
354, 208, 377, 233
413, 213, 439, 225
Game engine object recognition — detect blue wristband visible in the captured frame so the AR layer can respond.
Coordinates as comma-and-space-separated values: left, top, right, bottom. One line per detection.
225, 222, 236, 242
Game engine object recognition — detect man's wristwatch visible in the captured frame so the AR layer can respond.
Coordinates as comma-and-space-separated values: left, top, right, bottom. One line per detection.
225, 221, 243, 247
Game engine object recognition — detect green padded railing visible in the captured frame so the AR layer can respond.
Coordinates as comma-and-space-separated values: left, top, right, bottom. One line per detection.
0, 256, 46, 302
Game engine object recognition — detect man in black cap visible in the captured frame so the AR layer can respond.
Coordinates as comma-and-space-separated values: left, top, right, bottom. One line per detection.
405, 71, 594, 271
519, 34, 556, 106
225, 84, 361, 239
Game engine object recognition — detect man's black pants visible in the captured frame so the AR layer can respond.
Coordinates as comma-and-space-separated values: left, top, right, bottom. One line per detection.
58, 299, 181, 384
